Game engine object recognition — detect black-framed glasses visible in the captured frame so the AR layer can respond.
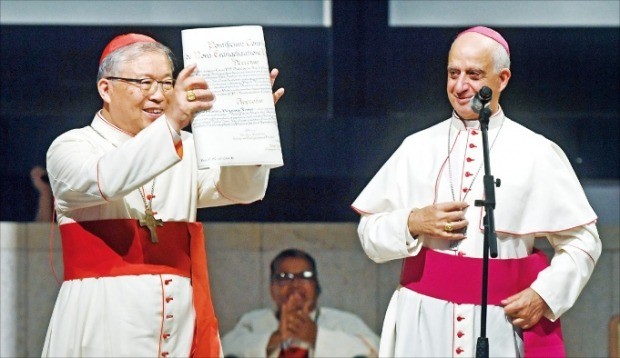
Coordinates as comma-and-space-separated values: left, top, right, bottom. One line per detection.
106, 76, 175, 94
272, 271, 315, 285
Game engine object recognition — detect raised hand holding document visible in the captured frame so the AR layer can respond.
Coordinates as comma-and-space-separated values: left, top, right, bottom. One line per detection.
182, 26, 283, 169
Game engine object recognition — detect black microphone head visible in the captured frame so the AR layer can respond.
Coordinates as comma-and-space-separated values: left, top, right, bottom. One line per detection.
479, 86, 492, 101
470, 86, 493, 113
470, 95, 483, 113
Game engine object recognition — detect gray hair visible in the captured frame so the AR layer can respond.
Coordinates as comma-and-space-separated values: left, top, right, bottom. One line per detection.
449, 37, 511, 74
97, 41, 175, 81
490, 40, 511, 73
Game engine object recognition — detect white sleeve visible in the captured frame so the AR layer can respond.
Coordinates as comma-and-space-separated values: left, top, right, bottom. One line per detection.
196, 165, 270, 208
530, 222, 602, 320
48, 116, 181, 212
357, 209, 423, 263
313, 310, 380, 358
221, 316, 274, 358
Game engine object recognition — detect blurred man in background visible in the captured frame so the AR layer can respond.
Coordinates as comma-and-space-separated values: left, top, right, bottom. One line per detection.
222, 248, 379, 357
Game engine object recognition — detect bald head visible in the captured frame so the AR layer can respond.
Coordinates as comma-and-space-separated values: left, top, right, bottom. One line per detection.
458, 26, 510, 55
446, 31, 512, 120
450, 32, 510, 74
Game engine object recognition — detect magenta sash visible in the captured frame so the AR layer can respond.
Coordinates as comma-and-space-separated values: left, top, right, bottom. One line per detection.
400, 247, 565, 357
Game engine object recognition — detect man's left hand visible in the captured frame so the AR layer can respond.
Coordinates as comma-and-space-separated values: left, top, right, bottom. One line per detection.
501, 288, 550, 329
286, 303, 317, 345
270, 68, 285, 105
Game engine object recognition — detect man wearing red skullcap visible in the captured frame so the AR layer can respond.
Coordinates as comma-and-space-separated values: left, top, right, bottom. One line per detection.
42, 33, 284, 357
352, 26, 601, 357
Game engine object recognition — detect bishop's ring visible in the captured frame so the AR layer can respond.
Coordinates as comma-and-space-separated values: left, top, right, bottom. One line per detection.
186, 89, 196, 102
444, 222, 454, 232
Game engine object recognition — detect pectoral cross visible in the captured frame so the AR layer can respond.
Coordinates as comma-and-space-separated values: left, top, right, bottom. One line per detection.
139, 208, 163, 243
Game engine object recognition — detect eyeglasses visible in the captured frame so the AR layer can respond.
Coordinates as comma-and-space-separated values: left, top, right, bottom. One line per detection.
106, 76, 175, 94
271, 271, 316, 285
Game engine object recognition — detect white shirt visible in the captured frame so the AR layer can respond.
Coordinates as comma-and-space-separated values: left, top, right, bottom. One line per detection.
221, 307, 379, 358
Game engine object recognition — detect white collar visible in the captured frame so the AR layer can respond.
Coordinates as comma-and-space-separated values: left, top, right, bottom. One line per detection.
451, 106, 505, 131
90, 110, 134, 147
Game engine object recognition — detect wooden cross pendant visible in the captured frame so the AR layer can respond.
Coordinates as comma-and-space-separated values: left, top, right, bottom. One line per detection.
139, 208, 163, 243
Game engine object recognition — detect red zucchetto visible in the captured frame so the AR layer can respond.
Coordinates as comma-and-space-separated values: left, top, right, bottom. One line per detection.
99, 33, 158, 65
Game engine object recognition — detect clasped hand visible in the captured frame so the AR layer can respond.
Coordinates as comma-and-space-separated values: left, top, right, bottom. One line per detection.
278, 292, 317, 346
408, 201, 469, 240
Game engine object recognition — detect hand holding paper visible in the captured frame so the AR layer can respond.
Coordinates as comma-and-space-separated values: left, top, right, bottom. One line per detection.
270, 68, 285, 105
182, 26, 284, 169
165, 64, 215, 133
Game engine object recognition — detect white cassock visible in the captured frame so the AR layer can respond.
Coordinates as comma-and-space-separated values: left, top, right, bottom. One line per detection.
352, 109, 601, 358
221, 307, 380, 357
42, 112, 270, 357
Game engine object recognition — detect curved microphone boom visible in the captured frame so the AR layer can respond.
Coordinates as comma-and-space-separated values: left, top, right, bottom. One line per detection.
470, 86, 493, 113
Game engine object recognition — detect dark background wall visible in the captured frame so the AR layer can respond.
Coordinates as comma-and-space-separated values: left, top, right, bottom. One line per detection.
1, 1, 618, 222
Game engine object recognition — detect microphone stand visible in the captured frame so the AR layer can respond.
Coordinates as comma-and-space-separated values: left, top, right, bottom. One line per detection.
473, 87, 500, 358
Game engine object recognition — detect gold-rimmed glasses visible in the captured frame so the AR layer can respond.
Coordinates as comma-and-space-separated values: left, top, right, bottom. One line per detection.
106, 76, 175, 94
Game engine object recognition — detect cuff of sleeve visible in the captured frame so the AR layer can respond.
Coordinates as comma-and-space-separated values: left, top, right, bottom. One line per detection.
217, 165, 269, 203
394, 208, 423, 255
165, 117, 183, 157
403, 208, 423, 250
530, 281, 560, 321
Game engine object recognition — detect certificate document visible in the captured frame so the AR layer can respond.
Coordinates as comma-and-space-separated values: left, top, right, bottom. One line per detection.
182, 26, 283, 169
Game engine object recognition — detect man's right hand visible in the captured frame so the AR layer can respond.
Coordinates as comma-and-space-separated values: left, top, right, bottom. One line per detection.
407, 201, 469, 240
165, 64, 215, 133
268, 293, 309, 354
279, 293, 317, 343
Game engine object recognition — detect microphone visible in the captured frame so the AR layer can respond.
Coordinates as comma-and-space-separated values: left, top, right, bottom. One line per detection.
470, 86, 493, 113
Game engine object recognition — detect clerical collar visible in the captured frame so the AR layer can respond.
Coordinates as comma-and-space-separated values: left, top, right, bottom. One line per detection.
451, 106, 505, 131
91, 110, 134, 147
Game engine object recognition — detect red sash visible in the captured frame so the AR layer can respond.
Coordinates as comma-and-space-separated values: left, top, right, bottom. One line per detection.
400, 247, 565, 357
60, 219, 221, 357
280, 347, 309, 358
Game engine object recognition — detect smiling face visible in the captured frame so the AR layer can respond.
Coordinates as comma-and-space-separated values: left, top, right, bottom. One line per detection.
98, 51, 173, 135
447, 32, 511, 120
270, 256, 319, 313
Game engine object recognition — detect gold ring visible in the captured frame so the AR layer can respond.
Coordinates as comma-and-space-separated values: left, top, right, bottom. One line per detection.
444, 223, 453, 232
186, 89, 196, 102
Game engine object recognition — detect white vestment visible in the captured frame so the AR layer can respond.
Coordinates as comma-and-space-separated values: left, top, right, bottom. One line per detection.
42, 112, 270, 357
221, 307, 380, 358
352, 109, 601, 357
